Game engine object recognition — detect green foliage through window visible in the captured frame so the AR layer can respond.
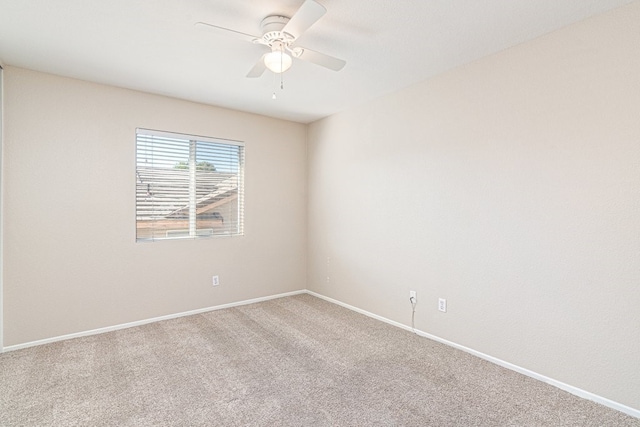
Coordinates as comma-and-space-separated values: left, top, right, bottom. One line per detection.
174, 161, 217, 171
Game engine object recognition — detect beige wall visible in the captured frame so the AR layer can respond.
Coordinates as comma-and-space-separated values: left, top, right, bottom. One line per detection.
308, 3, 640, 410
3, 66, 307, 346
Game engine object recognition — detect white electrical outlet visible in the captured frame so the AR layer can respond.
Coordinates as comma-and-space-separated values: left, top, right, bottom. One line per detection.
212, 275, 220, 286
438, 298, 447, 312
409, 290, 417, 303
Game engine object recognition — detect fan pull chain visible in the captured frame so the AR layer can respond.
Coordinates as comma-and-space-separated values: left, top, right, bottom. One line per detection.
272, 67, 277, 100
279, 48, 285, 90
271, 50, 285, 99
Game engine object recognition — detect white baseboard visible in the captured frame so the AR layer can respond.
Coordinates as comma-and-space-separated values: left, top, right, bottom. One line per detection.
3, 288, 638, 419
2, 290, 306, 353
306, 290, 640, 419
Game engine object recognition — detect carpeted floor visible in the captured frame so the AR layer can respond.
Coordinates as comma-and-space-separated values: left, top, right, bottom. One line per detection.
0, 294, 638, 426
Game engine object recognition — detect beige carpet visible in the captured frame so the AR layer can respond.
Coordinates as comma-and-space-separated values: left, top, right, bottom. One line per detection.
1, 294, 638, 426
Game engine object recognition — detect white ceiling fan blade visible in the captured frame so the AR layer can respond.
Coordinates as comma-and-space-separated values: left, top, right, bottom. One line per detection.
246, 55, 267, 78
282, 0, 326, 40
195, 22, 259, 44
296, 48, 345, 71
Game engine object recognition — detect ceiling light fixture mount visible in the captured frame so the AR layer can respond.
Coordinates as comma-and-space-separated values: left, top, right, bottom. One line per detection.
257, 16, 298, 74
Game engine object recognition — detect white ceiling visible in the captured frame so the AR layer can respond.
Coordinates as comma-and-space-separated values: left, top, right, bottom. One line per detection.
0, 0, 635, 123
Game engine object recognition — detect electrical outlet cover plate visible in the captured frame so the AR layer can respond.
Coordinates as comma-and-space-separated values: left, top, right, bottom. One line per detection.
438, 298, 447, 312
409, 290, 417, 302
212, 275, 220, 286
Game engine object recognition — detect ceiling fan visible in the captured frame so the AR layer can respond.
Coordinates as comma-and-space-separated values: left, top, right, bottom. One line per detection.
195, 0, 346, 77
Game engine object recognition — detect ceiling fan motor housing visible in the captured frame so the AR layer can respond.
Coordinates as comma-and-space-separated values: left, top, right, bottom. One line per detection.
260, 15, 294, 44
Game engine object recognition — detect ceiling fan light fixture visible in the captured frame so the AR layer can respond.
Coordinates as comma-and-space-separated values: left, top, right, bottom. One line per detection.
264, 50, 292, 73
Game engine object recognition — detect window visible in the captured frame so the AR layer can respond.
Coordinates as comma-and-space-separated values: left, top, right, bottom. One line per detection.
136, 129, 244, 241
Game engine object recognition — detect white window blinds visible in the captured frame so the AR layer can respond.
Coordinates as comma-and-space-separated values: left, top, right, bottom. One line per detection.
136, 129, 244, 241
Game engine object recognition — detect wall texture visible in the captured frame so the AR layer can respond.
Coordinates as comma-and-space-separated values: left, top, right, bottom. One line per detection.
3, 66, 307, 346
307, 3, 639, 410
